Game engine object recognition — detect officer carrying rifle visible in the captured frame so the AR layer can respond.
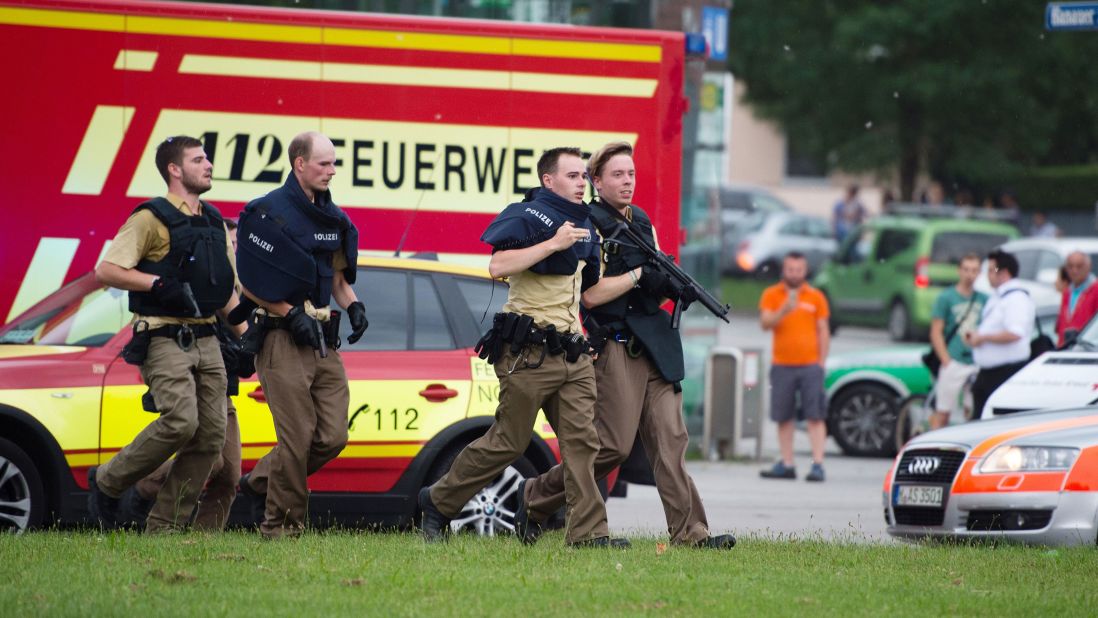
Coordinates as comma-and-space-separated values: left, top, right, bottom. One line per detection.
233, 131, 368, 540
419, 147, 628, 548
516, 142, 735, 549
88, 135, 241, 533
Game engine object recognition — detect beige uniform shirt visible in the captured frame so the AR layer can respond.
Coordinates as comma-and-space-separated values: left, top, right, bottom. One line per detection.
502, 260, 589, 334
101, 193, 237, 328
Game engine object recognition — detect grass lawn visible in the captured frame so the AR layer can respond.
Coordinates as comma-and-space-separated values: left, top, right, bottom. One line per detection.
721, 277, 770, 313
2, 531, 1096, 616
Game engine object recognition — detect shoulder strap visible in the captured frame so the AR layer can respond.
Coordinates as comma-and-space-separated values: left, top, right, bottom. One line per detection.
999, 287, 1044, 335
944, 295, 977, 345
134, 197, 188, 229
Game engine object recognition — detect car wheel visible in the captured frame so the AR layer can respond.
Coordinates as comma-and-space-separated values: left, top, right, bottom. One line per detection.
895, 395, 930, 453
887, 301, 912, 341
426, 446, 538, 537
830, 384, 900, 457
0, 437, 46, 534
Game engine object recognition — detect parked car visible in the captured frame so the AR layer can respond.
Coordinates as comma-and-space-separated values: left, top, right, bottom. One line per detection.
0, 257, 565, 534
824, 305, 1059, 457
815, 214, 1018, 341
981, 309, 1098, 418
884, 406, 1098, 546
711, 184, 794, 272
974, 237, 1098, 308
722, 211, 836, 279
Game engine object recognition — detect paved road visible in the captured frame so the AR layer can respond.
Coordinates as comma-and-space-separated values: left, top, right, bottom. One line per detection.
606, 311, 900, 542
607, 454, 896, 543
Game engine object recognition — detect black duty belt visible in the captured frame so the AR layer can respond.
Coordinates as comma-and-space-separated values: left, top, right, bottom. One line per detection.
258, 312, 341, 349
474, 312, 589, 372
147, 323, 218, 352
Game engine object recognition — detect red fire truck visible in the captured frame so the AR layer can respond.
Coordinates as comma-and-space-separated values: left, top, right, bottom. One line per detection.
0, 0, 686, 322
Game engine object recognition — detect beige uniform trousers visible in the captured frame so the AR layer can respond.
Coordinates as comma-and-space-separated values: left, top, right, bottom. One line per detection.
136, 397, 241, 531
97, 335, 227, 533
525, 340, 710, 544
430, 347, 609, 544
249, 329, 349, 539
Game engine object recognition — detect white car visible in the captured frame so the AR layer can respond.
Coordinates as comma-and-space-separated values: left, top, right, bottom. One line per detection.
974, 237, 1098, 307
981, 310, 1098, 418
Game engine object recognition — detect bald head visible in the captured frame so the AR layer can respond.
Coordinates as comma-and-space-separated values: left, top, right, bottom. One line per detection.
288, 131, 336, 201
1065, 251, 1093, 286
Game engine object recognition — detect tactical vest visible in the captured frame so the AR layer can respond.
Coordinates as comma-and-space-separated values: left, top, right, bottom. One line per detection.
128, 198, 235, 318
588, 201, 685, 385
237, 178, 357, 308
587, 202, 663, 327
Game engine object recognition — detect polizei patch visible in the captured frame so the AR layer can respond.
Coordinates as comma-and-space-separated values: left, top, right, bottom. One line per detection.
249, 232, 274, 253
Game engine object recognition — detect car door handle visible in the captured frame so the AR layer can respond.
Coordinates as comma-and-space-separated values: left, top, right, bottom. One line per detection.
419, 384, 459, 403
247, 387, 267, 404
863, 270, 873, 282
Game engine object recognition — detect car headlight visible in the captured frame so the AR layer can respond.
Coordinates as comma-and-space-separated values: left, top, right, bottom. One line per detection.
978, 446, 1079, 473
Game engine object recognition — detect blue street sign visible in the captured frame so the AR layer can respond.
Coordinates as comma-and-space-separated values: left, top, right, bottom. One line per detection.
701, 6, 729, 61
1046, 2, 1098, 30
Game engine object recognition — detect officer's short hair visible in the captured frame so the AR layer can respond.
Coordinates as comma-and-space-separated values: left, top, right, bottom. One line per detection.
988, 249, 1019, 277
155, 135, 204, 185
784, 251, 807, 262
537, 147, 583, 185
288, 132, 315, 167
587, 142, 634, 179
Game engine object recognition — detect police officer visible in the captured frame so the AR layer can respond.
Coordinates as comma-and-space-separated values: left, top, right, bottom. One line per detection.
516, 142, 736, 549
234, 131, 368, 540
88, 135, 239, 533
419, 147, 627, 548
123, 219, 250, 530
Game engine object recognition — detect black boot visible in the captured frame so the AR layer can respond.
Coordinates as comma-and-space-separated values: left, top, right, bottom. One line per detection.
513, 479, 543, 545
695, 534, 737, 549
238, 473, 266, 526
86, 467, 120, 530
418, 486, 451, 543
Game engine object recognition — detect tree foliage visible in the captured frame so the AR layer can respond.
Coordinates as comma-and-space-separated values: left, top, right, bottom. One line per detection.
728, 0, 1098, 199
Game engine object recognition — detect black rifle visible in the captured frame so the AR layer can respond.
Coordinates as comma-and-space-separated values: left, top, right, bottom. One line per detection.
608, 221, 730, 329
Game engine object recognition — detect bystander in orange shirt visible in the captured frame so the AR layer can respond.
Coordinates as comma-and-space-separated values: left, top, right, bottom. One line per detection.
758, 283, 830, 366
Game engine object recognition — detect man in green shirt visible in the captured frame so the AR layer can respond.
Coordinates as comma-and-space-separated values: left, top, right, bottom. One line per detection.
928, 253, 987, 429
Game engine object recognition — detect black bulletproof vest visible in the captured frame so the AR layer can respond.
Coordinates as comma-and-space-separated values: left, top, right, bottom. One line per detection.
587, 201, 663, 326
588, 200, 684, 384
236, 174, 358, 308
128, 198, 235, 318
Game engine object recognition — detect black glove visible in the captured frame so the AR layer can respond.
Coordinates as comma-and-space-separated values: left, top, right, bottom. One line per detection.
677, 282, 699, 311
347, 301, 368, 345
286, 305, 321, 349
636, 262, 667, 298
151, 277, 190, 311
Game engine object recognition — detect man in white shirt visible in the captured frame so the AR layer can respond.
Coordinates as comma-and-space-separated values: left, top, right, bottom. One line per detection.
965, 249, 1035, 417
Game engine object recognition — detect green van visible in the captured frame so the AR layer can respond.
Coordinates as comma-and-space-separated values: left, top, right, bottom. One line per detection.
814, 215, 1018, 341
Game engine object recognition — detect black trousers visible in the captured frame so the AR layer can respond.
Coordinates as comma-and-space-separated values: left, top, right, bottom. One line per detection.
971, 360, 1028, 418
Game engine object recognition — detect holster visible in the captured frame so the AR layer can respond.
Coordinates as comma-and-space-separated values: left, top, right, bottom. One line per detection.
324, 310, 342, 350
121, 320, 151, 366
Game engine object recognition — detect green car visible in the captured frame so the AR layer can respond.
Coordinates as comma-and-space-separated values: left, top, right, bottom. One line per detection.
825, 345, 931, 457
814, 214, 1018, 341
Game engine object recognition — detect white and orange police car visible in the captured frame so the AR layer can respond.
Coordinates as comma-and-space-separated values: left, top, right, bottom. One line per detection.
884, 407, 1098, 545
0, 257, 563, 534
